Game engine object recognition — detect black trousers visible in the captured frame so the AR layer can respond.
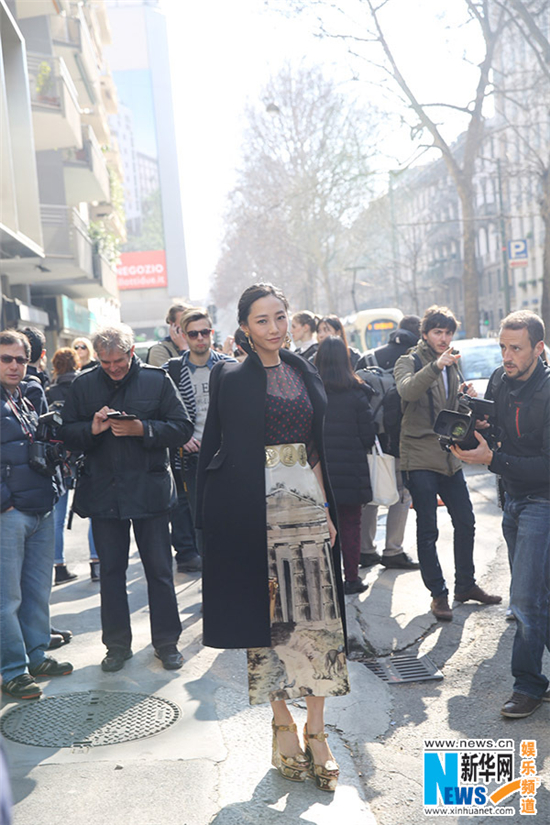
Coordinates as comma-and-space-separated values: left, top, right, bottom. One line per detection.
91, 514, 181, 651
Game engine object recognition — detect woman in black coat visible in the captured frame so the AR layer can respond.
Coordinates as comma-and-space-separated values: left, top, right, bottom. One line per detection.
197, 284, 348, 792
316, 337, 375, 594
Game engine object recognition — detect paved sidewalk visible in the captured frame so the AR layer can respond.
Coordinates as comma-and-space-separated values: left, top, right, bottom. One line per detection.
1, 467, 504, 824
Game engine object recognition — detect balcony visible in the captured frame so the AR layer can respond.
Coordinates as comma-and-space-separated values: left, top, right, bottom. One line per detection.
89, 203, 127, 244
14, 0, 70, 18
3, 205, 117, 299
62, 124, 110, 205
27, 53, 82, 151
100, 69, 118, 115
81, 103, 110, 145
50, 8, 100, 109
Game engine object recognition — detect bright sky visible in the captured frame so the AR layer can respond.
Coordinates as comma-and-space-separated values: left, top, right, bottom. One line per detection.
163, 0, 483, 302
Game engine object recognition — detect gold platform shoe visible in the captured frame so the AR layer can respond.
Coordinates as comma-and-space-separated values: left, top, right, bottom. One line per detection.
303, 725, 340, 792
271, 720, 310, 781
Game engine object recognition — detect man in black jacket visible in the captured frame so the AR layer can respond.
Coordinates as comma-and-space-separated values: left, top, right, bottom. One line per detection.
1, 330, 72, 700
358, 315, 421, 570
61, 325, 192, 672
453, 311, 550, 718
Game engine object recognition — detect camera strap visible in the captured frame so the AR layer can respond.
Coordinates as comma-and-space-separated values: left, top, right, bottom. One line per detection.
4, 390, 36, 442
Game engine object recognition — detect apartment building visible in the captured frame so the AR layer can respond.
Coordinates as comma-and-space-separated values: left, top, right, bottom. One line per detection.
0, 0, 123, 353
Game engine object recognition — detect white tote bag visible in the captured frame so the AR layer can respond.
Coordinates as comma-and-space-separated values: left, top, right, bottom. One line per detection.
367, 436, 399, 506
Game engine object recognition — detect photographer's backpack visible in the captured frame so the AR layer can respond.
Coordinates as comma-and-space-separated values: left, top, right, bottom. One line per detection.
357, 351, 424, 456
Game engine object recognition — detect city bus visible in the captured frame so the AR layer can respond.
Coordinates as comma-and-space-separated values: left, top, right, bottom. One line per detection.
343, 308, 403, 352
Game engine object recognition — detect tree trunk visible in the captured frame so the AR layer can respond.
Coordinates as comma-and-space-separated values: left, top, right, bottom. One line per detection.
540, 167, 550, 331
454, 178, 480, 337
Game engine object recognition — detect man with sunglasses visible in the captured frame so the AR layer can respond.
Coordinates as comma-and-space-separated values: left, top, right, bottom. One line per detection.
164, 309, 235, 570
1, 330, 73, 700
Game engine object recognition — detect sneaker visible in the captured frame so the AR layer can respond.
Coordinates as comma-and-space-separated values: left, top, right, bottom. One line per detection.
48, 633, 65, 650
154, 645, 184, 670
431, 595, 453, 621
101, 648, 133, 673
90, 561, 100, 582
454, 585, 502, 605
29, 656, 73, 679
50, 626, 72, 644
359, 552, 381, 568
176, 553, 202, 573
54, 564, 78, 585
380, 552, 420, 570
501, 692, 542, 718
1, 673, 42, 700
505, 607, 516, 621
344, 579, 369, 595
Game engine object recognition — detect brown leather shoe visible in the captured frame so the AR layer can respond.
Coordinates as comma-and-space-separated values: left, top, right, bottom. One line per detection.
501, 692, 542, 718
431, 595, 453, 621
455, 585, 502, 605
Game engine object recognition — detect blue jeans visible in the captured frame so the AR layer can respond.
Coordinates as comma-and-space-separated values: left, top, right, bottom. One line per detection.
404, 469, 476, 598
53, 491, 97, 564
171, 473, 198, 562
503, 494, 550, 699
0, 508, 54, 682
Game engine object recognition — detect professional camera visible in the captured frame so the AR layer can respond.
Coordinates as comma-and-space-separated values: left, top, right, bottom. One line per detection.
434, 394, 495, 452
29, 410, 65, 477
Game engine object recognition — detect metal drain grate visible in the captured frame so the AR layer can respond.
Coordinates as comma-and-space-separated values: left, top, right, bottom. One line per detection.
363, 653, 443, 683
0, 690, 181, 748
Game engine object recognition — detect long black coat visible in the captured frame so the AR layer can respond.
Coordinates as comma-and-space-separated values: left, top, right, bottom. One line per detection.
60, 357, 192, 520
196, 348, 347, 650
323, 384, 375, 505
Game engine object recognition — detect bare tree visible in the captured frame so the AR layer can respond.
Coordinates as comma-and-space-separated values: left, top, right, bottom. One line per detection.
212, 64, 378, 313
270, 0, 509, 336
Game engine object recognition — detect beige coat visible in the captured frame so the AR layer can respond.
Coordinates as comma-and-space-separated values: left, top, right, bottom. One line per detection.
394, 339, 463, 476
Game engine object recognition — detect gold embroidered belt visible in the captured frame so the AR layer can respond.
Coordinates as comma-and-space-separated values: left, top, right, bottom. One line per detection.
265, 443, 308, 469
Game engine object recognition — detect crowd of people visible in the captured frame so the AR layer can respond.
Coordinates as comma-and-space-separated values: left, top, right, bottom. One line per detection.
1, 287, 548, 794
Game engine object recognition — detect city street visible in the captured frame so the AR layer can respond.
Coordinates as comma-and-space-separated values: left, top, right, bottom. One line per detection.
1, 466, 548, 825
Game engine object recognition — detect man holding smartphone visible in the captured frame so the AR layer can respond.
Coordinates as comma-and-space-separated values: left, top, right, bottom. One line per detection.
61, 325, 192, 673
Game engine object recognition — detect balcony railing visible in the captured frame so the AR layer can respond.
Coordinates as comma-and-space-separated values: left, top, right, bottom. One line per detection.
27, 53, 82, 151
62, 124, 110, 204
40, 204, 94, 275
27, 53, 79, 112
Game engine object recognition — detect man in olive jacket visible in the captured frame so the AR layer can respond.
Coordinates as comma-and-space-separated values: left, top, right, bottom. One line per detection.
61, 325, 192, 672
394, 306, 501, 621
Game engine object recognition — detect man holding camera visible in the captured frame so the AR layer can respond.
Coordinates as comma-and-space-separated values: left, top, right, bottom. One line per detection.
61, 325, 192, 672
394, 306, 501, 621
453, 310, 550, 718
1, 330, 73, 700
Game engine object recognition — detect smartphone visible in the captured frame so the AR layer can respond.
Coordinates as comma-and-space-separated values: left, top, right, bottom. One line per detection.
106, 412, 137, 420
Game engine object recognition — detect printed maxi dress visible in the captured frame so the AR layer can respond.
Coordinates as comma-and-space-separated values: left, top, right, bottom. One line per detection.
246, 361, 350, 705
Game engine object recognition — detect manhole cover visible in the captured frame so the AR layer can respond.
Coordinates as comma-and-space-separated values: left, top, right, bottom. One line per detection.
0, 691, 181, 748
363, 653, 443, 683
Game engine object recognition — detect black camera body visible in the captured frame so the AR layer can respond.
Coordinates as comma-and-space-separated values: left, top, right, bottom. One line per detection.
29, 410, 65, 477
434, 395, 495, 452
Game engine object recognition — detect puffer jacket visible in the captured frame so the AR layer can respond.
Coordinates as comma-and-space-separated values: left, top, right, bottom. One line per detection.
323, 383, 375, 504
60, 357, 192, 520
1, 387, 56, 514
394, 339, 464, 476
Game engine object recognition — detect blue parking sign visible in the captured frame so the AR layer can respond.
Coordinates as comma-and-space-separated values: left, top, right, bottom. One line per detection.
508, 240, 528, 267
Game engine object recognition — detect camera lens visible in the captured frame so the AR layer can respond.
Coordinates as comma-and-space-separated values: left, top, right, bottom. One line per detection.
451, 421, 468, 438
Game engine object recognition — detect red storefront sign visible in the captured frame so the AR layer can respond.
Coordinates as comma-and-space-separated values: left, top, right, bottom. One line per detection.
117, 250, 168, 290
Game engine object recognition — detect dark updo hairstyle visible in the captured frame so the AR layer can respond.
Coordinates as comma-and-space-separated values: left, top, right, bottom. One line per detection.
315, 336, 361, 393
237, 283, 289, 325
292, 310, 318, 334
317, 314, 349, 347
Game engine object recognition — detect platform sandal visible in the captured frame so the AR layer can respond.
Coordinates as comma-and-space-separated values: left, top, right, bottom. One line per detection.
271, 720, 310, 781
303, 725, 339, 792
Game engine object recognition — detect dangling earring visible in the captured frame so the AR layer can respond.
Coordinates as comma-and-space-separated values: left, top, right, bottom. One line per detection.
245, 332, 256, 352
284, 333, 292, 348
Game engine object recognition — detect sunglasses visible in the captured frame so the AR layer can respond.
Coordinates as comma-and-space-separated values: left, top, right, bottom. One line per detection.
186, 328, 212, 339
74, 344, 88, 350
0, 354, 29, 365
